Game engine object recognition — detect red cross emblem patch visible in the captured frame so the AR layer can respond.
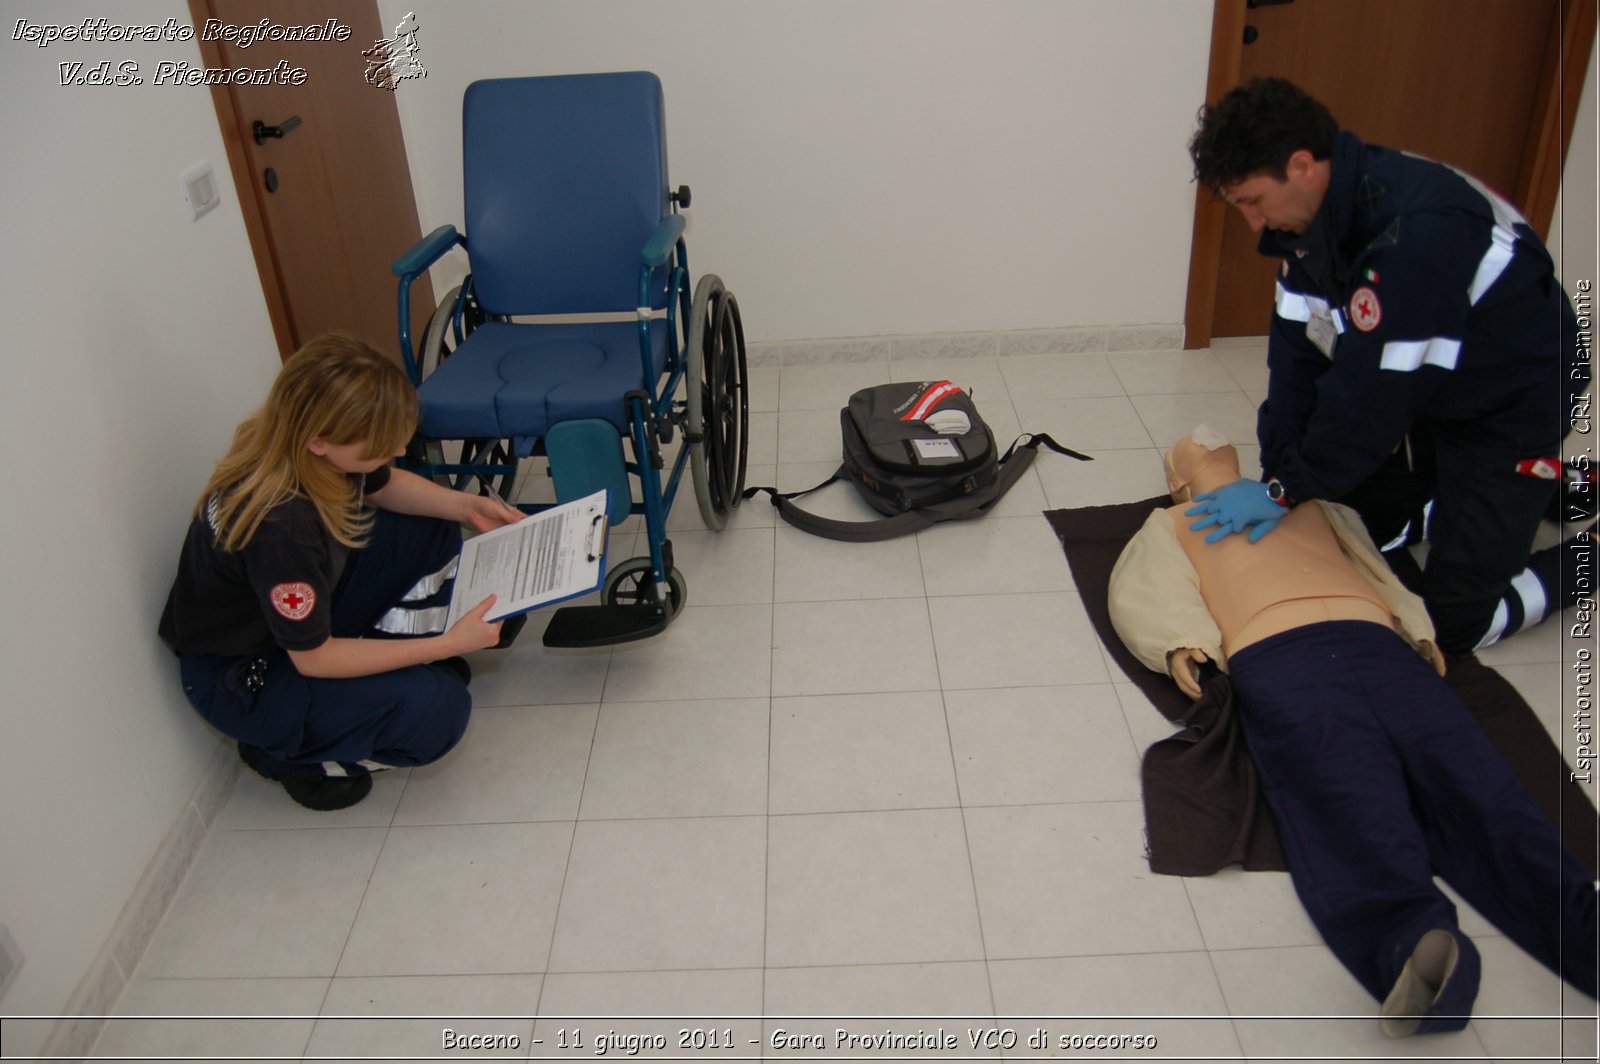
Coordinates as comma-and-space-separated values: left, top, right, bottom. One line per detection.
270, 582, 316, 621
1349, 286, 1382, 332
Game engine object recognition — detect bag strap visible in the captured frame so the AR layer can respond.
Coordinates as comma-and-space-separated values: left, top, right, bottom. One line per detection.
742, 432, 1092, 542
740, 467, 935, 542
1001, 431, 1094, 465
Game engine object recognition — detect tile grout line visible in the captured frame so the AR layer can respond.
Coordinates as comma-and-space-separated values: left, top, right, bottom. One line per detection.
526, 691, 606, 1027
297, 768, 419, 1054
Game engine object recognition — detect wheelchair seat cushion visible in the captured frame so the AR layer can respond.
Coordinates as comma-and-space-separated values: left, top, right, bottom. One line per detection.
417, 319, 669, 448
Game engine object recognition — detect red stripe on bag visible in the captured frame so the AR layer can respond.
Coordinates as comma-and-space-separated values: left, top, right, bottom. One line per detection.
901, 381, 961, 422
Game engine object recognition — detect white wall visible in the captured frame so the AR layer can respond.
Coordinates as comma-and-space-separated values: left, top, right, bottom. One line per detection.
0, 1, 282, 1054
1548, 35, 1598, 299
380, 0, 1216, 342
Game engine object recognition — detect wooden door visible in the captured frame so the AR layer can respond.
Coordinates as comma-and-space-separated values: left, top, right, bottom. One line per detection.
1188, 0, 1595, 343
191, 0, 433, 361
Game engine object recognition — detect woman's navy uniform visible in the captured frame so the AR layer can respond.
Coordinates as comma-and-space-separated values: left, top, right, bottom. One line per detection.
159, 465, 470, 783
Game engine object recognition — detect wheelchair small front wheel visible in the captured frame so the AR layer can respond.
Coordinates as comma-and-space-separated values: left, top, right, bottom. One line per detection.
686, 273, 750, 531
603, 558, 686, 620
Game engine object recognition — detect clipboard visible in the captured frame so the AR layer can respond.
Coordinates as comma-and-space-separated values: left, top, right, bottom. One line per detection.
444, 489, 610, 625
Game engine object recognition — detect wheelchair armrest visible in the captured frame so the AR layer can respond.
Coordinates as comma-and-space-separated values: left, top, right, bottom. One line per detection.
392, 224, 463, 279
640, 215, 687, 268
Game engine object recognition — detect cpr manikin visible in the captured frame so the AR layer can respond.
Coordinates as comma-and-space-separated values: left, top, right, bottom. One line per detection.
1108, 428, 1596, 1038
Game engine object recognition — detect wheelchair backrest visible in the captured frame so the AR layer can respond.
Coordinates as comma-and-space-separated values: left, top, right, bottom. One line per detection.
463, 72, 672, 317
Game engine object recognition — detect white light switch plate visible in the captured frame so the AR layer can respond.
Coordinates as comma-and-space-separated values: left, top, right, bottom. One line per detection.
182, 162, 220, 221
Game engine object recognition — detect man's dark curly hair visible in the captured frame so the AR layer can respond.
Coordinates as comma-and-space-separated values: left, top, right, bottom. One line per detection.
1189, 77, 1339, 196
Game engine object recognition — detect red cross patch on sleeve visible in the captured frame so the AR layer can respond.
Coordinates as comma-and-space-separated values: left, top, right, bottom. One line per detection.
270, 582, 316, 621
1349, 286, 1383, 332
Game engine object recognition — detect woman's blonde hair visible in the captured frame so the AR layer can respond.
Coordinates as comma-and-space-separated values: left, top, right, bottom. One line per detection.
200, 333, 418, 552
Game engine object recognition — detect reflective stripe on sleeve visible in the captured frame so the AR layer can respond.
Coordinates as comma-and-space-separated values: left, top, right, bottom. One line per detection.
1275, 283, 1312, 322
1379, 337, 1462, 372
1274, 283, 1344, 331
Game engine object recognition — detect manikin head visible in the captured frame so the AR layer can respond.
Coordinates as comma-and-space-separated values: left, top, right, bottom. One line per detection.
1164, 425, 1243, 503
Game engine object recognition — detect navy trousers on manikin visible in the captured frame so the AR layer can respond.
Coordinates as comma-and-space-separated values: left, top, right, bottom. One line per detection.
1228, 620, 1597, 1002
178, 511, 470, 780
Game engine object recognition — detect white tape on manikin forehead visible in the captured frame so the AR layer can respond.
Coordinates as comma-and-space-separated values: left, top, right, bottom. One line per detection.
1189, 424, 1229, 451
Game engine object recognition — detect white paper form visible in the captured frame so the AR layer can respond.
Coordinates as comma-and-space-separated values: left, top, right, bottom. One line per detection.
445, 489, 610, 624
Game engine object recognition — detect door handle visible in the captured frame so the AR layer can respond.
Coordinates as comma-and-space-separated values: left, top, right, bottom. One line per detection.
252, 115, 302, 145
1246, 0, 1295, 6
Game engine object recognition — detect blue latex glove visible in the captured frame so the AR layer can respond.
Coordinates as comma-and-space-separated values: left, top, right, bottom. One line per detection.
1185, 477, 1284, 544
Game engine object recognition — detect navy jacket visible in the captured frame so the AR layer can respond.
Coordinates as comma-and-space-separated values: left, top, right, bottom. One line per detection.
1258, 131, 1578, 502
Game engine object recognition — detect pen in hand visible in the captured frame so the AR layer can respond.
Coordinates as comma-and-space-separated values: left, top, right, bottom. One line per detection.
480, 480, 524, 522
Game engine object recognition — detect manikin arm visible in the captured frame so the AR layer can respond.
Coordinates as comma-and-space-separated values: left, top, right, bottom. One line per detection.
1108, 509, 1225, 682
1166, 648, 1210, 699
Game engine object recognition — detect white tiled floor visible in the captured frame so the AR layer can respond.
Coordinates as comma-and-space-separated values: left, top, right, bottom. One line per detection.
100, 340, 1598, 1061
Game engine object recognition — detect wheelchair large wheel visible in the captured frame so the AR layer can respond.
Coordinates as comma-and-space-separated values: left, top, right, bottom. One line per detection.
685, 274, 750, 530
409, 285, 519, 501
603, 557, 686, 620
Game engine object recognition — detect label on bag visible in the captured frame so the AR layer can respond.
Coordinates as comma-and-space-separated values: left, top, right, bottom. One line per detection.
912, 437, 961, 461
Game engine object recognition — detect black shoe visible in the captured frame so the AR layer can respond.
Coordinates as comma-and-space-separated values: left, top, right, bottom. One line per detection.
281, 773, 373, 811
237, 743, 275, 781
493, 612, 527, 650
438, 655, 472, 685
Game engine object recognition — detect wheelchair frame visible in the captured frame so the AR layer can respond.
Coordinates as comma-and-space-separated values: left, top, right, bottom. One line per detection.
391, 214, 748, 643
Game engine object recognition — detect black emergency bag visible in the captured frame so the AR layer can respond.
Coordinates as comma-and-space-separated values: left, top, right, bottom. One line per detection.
744, 380, 1091, 541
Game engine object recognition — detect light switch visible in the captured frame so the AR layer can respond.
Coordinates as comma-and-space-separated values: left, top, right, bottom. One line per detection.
182, 162, 220, 221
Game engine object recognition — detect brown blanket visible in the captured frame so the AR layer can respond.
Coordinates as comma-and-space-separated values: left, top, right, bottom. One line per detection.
1046, 497, 1599, 879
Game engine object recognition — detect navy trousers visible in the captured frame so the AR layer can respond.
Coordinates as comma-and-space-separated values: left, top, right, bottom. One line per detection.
178, 511, 470, 780
1228, 620, 1597, 1002
1339, 431, 1560, 654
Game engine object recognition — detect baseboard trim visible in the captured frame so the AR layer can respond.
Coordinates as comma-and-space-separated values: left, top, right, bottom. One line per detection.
39, 739, 239, 1060
745, 323, 1185, 367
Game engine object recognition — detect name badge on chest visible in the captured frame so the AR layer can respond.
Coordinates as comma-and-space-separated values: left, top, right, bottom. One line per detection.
1306, 304, 1339, 358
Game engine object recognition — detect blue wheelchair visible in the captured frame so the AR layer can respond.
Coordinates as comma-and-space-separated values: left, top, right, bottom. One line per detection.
391, 72, 749, 647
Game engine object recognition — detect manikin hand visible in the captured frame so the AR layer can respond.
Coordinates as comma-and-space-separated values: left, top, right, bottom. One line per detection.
1186, 478, 1284, 543
1166, 648, 1210, 700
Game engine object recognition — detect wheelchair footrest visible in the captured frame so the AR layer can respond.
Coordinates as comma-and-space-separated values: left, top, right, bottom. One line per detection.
541, 604, 671, 648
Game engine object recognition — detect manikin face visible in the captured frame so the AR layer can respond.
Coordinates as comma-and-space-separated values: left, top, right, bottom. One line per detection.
1222, 149, 1327, 235
1165, 427, 1242, 502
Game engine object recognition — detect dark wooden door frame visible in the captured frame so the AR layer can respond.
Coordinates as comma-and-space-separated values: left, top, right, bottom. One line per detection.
186, 0, 431, 362
1183, 0, 1597, 349
187, 0, 295, 357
